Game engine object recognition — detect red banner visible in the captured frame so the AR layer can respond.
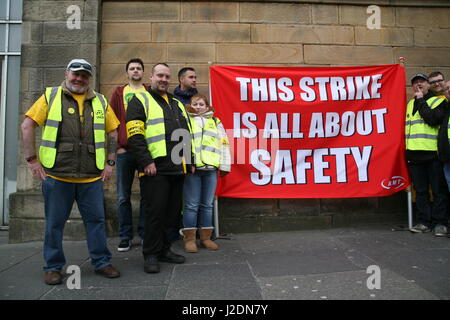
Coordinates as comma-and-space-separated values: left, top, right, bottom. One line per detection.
210, 65, 410, 198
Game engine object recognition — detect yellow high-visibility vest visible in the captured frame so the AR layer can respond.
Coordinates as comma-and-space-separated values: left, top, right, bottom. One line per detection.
190, 116, 221, 168
39, 86, 107, 169
134, 92, 191, 159
405, 96, 445, 151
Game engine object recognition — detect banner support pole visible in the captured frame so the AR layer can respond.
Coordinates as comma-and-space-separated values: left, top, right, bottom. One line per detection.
407, 188, 413, 229
214, 196, 219, 238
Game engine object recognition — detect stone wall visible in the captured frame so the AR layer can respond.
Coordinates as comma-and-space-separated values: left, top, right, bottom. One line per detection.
9, 0, 450, 242
99, 1, 450, 234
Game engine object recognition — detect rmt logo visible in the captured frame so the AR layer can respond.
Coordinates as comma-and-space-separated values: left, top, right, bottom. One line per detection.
381, 176, 407, 190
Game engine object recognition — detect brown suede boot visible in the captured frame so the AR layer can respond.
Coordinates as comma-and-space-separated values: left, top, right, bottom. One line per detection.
199, 228, 219, 250
182, 228, 198, 253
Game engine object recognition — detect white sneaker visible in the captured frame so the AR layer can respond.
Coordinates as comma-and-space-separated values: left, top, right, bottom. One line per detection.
433, 225, 448, 237
410, 223, 431, 233
117, 239, 131, 252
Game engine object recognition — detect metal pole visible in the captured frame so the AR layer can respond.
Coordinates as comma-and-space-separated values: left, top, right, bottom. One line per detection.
407, 189, 413, 229
209, 61, 220, 238
0, 0, 10, 226
214, 196, 219, 238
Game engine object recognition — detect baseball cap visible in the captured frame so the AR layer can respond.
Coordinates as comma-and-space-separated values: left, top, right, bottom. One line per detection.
411, 73, 428, 84
66, 59, 93, 75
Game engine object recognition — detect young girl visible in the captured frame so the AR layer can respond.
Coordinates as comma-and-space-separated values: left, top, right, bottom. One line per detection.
181, 94, 231, 252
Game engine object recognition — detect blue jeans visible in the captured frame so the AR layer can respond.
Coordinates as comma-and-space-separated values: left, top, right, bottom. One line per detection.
117, 152, 145, 241
183, 170, 217, 229
42, 177, 112, 271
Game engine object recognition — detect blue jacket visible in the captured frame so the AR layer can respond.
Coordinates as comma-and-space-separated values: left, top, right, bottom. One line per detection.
173, 86, 198, 106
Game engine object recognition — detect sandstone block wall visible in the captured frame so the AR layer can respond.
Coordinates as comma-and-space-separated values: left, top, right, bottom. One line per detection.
10, 0, 450, 242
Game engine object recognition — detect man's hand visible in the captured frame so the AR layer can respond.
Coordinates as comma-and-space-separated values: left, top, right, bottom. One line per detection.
219, 170, 229, 178
414, 86, 423, 99
28, 160, 47, 181
117, 147, 127, 155
101, 164, 114, 181
144, 162, 157, 176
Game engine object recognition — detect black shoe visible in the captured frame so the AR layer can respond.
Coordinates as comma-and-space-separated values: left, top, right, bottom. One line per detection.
117, 239, 131, 252
158, 249, 185, 264
144, 255, 160, 273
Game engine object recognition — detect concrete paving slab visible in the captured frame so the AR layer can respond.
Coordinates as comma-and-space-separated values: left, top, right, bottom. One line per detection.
1, 227, 449, 301
0, 258, 54, 300
235, 230, 340, 254
165, 263, 262, 300
180, 240, 247, 266
258, 268, 439, 300
247, 249, 361, 278
336, 232, 450, 299
76, 255, 174, 288
0, 243, 41, 272
41, 285, 167, 300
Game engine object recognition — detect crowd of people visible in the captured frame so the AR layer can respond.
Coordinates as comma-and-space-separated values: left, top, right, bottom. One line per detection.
21, 58, 231, 284
21, 58, 449, 285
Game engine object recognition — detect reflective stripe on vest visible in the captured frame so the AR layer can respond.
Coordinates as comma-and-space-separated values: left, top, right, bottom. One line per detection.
135, 92, 190, 159
405, 96, 444, 151
39, 86, 106, 169
190, 117, 221, 168
93, 92, 107, 170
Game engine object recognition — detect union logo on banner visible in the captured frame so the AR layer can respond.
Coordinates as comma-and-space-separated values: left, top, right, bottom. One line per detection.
381, 176, 408, 190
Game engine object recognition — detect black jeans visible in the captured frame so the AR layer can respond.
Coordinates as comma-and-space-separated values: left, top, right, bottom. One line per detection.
408, 159, 448, 227
140, 174, 185, 257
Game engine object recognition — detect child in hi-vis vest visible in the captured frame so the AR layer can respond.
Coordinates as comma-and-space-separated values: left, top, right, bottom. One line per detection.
181, 94, 231, 252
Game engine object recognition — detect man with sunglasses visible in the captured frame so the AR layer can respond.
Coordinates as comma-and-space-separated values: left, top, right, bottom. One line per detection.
21, 59, 121, 285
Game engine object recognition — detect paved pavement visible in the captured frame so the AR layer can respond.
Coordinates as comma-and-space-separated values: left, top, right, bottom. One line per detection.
0, 225, 449, 302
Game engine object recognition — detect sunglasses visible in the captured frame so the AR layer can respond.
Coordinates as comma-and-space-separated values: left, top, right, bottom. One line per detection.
429, 79, 444, 85
68, 63, 92, 71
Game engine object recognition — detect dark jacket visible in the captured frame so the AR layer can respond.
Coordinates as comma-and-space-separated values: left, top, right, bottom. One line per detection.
173, 86, 198, 106
126, 89, 193, 175
406, 91, 447, 164
109, 84, 149, 150
437, 108, 450, 162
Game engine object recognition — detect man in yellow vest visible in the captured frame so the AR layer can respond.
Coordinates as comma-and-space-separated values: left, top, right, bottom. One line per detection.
426, 71, 450, 237
110, 58, 148, 252
406, 73, 448, 236
126, 63, 193, 273
21, 59, 121, 285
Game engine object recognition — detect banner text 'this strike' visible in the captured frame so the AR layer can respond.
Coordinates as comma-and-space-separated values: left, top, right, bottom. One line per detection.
236, 74, 383, 102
